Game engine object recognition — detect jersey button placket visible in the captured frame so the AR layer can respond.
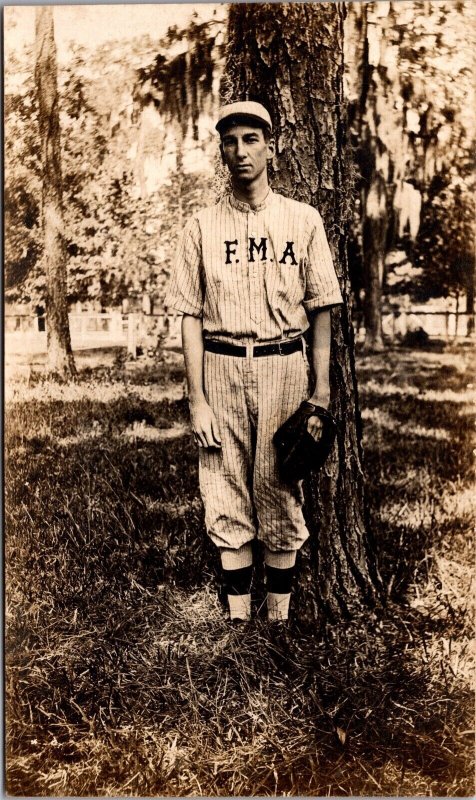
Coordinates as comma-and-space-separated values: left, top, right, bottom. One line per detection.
249, 210, 261, 325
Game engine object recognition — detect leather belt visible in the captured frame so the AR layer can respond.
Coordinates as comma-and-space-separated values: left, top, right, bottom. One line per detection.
204, 337, 304, 358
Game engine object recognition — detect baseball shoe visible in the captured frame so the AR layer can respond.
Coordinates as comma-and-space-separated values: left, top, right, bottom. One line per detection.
229, 616, 253, 629
267, 619, 292, 649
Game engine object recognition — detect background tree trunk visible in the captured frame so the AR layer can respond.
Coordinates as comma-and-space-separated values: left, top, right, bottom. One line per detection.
224, 3, 382, 623
34, 7, 76, 377
466, 256, 475, 336
362, 172, 387, 351
350, 2, 398, 352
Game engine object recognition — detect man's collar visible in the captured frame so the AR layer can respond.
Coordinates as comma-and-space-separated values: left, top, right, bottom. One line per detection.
229, 189, 274, 212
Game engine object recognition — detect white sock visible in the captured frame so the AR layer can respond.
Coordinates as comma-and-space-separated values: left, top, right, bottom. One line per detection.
267, 591, 291, 621
264, 548, 297, 569
220, 543, 253, 570
228, 593, 251, 621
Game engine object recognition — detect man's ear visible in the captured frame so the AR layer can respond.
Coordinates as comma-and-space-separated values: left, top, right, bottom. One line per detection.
219, 142, 226, 164
266, 138, 275, 161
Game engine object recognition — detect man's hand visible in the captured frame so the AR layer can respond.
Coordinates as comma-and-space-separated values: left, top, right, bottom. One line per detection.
181, 315, 221, 449
306, 394, 329, 442
307, 414, 324, 443
190, 399, 222, 448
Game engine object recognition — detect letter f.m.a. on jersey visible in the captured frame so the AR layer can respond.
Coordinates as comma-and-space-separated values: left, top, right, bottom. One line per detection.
166, 190, 342, 338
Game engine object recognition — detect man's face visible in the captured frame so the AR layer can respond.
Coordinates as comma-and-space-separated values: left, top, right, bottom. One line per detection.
220, 124, 274, 184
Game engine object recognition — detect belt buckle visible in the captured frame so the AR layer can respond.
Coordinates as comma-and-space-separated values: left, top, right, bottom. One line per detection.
277, 340, 286, 356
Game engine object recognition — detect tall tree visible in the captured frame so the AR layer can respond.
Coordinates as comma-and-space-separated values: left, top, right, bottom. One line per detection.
34, 6, 75, 376
224, 3, 381, 622
348, 3, 401, 351
346, 1, 475, 336
414, 177, 475, 315
7, 16, 223, 311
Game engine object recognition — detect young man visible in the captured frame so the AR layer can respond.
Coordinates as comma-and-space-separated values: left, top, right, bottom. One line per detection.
166, 101, 342, 624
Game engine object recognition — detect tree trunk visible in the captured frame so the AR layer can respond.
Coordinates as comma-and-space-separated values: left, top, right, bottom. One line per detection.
362, 172, 387, 351
466, 256, 475, 336
224, 3, 382, 623
34, 7, 76, 377
352, 3, 394, 352
454, 292, 460, 339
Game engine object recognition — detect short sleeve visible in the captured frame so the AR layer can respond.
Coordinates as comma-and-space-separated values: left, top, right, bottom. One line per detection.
303, 209, 343, 312
164, 216, 203, 316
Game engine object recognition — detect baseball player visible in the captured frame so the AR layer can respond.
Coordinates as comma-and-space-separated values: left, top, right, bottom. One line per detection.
165, 101, 342, 625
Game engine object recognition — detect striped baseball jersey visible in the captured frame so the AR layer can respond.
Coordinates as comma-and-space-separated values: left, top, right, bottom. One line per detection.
165, 189, 343, 342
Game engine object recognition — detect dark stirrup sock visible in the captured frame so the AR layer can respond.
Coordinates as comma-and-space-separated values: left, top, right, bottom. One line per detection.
223, 565, 253, 596
265, 565, 296, 595
265, 562, 297, 621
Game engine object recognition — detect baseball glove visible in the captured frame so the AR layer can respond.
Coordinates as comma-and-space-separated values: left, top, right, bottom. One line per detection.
273, 401, 338, 482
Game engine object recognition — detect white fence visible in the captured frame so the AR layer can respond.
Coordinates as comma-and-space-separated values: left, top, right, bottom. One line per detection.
382, 311, 474, 339
4, 312, 183, 357
6, 312, 126, 355
354, 311, 474, 342
4, 309, 473, 358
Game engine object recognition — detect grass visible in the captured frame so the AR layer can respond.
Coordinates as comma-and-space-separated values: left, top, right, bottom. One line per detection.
5, 345, 475, 796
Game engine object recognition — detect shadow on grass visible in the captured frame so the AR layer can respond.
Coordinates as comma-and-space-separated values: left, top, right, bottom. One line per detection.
5, 349, 475, 796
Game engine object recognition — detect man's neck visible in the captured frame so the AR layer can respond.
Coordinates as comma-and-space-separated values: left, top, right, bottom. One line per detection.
231, 174, 270, 210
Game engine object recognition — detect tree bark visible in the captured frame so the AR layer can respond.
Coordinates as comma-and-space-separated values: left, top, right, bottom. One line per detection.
224, 3, 382, 623
352, 3, 392, 352
34, 7, 76, 377
466, 256, 475, 336
362, 171, 387, 351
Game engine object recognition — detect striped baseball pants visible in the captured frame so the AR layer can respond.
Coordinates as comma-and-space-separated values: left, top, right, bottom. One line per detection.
199, 343, 312, 553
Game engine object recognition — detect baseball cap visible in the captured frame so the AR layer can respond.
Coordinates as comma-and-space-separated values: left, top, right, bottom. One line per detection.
215, 101, 273, 134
